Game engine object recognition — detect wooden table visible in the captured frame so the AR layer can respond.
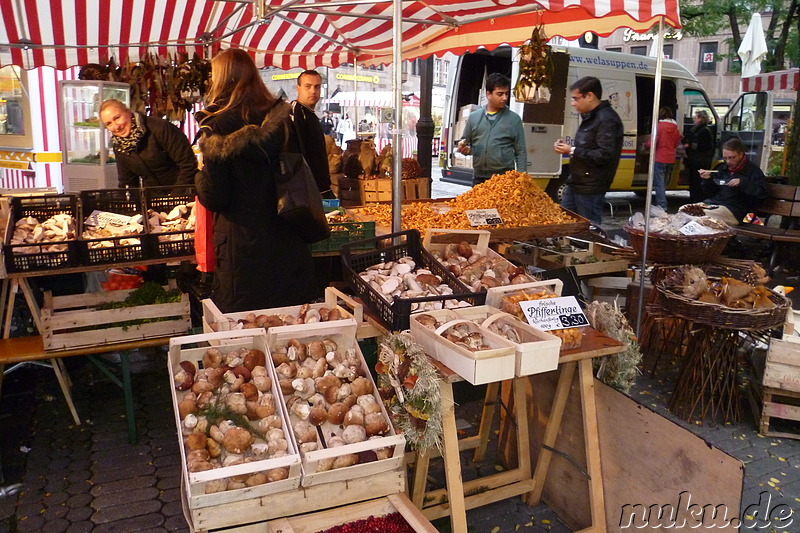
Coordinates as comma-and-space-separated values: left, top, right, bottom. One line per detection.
409, 328, 625, 533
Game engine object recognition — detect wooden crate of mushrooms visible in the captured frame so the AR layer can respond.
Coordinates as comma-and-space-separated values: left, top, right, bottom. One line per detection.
266, 320, 406, 488
168, 330, 303, 515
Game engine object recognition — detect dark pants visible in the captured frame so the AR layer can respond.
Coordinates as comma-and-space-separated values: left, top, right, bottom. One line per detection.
561, 185, 605, 226
686, 161, 706, 203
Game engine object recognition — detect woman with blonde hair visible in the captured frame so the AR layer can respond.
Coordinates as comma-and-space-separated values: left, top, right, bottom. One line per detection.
195, 48, 317, 313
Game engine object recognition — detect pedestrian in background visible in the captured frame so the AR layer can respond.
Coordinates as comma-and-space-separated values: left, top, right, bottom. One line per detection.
457, 72, 527, 186
645, 106, 682, 210
290, 70, 333, 197
554, 76, 624, 226
684, 109, 716, 203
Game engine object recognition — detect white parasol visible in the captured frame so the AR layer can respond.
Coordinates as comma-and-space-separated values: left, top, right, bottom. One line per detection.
738, 13, 769, 78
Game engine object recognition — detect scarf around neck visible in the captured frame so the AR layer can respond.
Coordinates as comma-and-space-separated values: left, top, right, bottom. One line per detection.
728, 154, 747, 174
112, 112, 145, 154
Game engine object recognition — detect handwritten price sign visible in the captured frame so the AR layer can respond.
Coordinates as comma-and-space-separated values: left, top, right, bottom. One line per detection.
465, 208, 503, 227
518, 296, 589, 331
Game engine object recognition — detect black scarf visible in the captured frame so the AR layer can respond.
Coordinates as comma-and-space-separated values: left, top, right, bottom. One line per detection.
111, 112, 145, 154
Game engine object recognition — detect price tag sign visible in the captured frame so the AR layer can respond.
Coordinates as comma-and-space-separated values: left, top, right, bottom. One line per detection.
678, 220, 717, 236
518, 296, 589, 331
465, 208, 503, 226
84, 210, 139, 228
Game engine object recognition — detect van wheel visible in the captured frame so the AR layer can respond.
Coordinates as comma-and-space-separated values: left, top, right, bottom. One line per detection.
545, 175, 568, 203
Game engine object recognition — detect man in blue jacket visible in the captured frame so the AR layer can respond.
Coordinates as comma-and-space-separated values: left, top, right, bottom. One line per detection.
554, 76, 624, 225
457, 73, 527, 186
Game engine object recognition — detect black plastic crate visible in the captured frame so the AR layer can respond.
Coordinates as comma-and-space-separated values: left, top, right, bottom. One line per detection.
3, 195, 80, 273
340, 229, 486, 331
144, 185, 196, 259
79, 188, 148, 265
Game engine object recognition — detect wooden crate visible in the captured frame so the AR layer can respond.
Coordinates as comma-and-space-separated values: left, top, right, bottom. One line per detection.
267, 493, 437, 533
409, 308, 516, 385
185, 468, 406, 532
169, 330, 303, 514
538, 243, 629, 276
359, 178, 429, 203
403, 177, 430, 200
266, 320, 406, 487
758, 336, 800, 439
485, 278, 564, 308
41, 285, 190, 351
201, 287, 379, 340
453, 305, 560, 376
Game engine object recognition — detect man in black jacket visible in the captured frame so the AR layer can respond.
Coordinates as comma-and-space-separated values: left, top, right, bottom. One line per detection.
100, 99, 197, 188
553, 76, 624, 225
290, 70, 334, 198
684, 137, 766, 226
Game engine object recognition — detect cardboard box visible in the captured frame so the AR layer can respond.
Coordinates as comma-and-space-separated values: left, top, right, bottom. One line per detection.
537, 242, 629, 277
459, 104, 479, 120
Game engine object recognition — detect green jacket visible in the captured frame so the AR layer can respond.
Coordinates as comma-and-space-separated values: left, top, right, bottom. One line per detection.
462, 107, 527, 178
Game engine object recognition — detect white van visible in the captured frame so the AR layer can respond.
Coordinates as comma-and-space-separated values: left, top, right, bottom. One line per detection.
441, 45, 719, 199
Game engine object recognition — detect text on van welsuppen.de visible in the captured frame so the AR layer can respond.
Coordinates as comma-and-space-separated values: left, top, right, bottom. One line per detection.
569, 55, 649, 72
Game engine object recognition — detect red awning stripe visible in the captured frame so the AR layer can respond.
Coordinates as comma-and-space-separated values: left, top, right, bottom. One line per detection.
742, 69, 800, 92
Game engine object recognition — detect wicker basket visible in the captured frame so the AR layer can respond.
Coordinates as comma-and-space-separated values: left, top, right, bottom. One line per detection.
624, 224, 734, 264
655, 276, 790, 331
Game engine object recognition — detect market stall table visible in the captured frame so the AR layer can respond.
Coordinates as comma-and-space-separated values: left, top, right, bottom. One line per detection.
409, 328, 625, 533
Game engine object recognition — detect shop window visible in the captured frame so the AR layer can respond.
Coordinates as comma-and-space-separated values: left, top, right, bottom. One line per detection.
606, 47, 622, 54
433, 58, 449, 86
0, 65, 33, 149
663, 44, 674, 59
630, 46, 647, 56
728, 54, 741, 73
699, 42, 718, 73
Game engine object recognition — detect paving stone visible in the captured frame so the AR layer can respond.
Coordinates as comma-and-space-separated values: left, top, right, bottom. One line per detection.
153, 454, 178, 468
65, 521, 95, 533
67, 470, 91, 485
68, 459, 92, 472
13, 514, 45, 532
42, 491, 69, 507
43, 477, 69, 493
66, 480, 94, 495
90, 475, 156, 497
155, 464, 181, 481
41, 518, 70, 533
90, 463, 156, 484
92, 510, 165, 532
92, 499, 163, 524
42, 504, 69, 521
15, 488, 45, 505
91, 444, 151, 464
164, 514, 191, 531
157, 475, 181, 491
161, 500, 184, 517
65, 492, 93, 508
92, 487, 160, 510
159, 487, 182, 505
16, 502, 45, 519
66, 504, 94, 523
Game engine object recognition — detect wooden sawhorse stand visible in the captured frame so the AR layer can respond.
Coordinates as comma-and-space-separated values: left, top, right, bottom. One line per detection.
410, 328, 624, 533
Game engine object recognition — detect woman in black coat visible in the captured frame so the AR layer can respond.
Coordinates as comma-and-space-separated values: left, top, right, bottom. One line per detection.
195, 48, 317, 313
99, 99, 197, 188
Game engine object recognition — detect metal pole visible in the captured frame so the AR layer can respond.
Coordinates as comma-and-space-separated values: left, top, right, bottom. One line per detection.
416, 57, 435, 182
635, 18, 665, 336
353, 62, 359, 130
391, 0, 403, 232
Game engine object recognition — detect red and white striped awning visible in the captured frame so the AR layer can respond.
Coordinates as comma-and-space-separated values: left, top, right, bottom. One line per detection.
326, 91, 419, 107
0, 0, 682, 70
742, 69, 800, 92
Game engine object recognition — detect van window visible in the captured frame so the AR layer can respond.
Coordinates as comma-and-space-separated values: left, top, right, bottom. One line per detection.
683, 89, 715, 127
725, 92, 768, 132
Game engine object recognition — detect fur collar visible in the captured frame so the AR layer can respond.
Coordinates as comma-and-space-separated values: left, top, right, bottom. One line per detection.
199, 100, 290, 161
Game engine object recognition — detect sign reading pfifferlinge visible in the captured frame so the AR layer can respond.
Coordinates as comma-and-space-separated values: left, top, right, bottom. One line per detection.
518, 296, 589, 331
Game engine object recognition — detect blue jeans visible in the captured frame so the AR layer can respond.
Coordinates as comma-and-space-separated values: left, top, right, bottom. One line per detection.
561, 185, 605, 226
653, 162, 672, 209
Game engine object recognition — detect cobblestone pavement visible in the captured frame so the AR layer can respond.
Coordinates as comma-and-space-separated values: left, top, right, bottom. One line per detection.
2, 339, 800, 532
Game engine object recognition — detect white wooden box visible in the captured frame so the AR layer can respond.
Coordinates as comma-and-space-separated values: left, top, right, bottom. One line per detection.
764, 336, 800, 393
454, 305, 561, 376
42, 286, 190, 351
485, 278, 564, 309
266, 320, 405, 487
409, 308, 516, 385
168, 330, 302, 511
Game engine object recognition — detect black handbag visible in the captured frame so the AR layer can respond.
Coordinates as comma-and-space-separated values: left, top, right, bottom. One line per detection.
269, 101, 330, 244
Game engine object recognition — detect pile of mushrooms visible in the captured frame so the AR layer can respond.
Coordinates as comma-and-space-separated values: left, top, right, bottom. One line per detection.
147, 202, 196, 242
173, 346, 291, 494
82, 213, 144, 249
415, 314, 492, 352
358, 256, 472, 312
215, 303, 347, 332
9, 214, 76, 254
272, 336, 393, 471
429, 241, 534, 291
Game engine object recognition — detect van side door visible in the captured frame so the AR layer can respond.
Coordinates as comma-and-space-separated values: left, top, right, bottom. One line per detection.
721, 91, 771, 170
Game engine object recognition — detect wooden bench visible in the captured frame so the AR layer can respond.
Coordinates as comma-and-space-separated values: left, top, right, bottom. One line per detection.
0, 335, 172, 443
733, 183, 800, 274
